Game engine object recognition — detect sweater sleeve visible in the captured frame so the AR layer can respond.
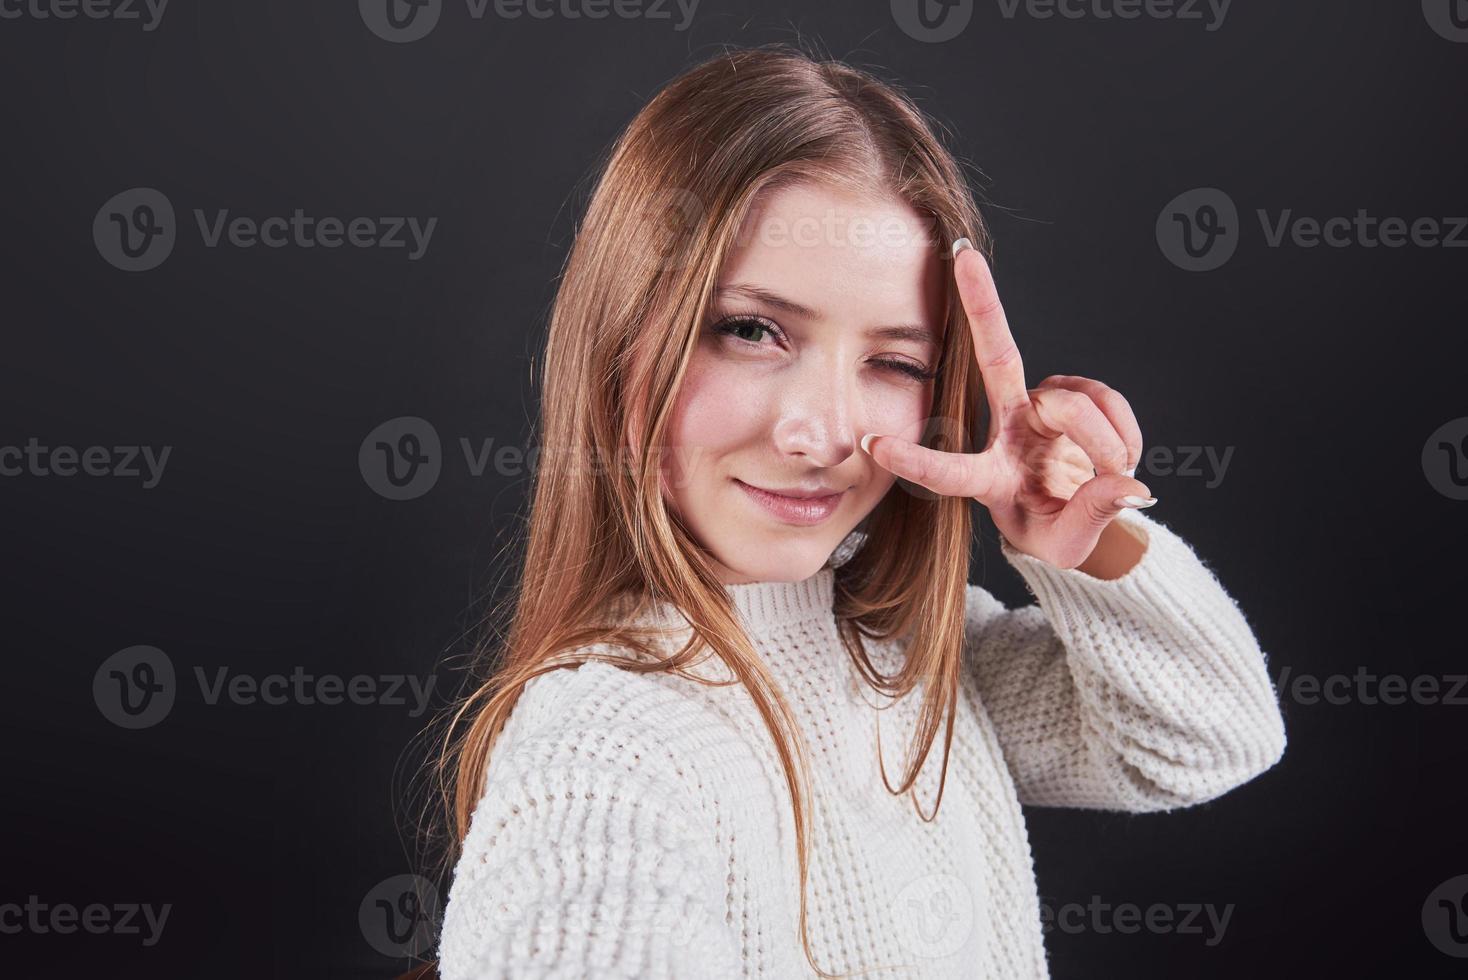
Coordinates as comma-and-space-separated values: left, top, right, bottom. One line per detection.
437, 665, 744, 980
962, 507, 1287, 812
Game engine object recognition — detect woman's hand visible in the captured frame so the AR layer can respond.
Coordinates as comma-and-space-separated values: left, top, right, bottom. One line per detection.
862, 239, 1156, 571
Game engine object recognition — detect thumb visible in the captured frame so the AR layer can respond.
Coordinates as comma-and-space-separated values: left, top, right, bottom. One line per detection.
1052, 472, 1157, 545
861, 432, 999, 500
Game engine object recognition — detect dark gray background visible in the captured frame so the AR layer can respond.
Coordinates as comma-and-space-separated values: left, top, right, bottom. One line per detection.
2, 1, 1465, 977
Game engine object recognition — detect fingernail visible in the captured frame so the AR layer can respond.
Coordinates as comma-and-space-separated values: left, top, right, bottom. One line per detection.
1116, 495, 1158, 509
860, 432, 877, 455
951, 237, 973, 259
1124, 467, 1136, 478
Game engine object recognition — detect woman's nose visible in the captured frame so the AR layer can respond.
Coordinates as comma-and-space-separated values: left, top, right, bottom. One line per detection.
770, 362, 858, 467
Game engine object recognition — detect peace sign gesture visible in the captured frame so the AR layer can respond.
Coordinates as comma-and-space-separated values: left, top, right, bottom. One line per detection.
862, 239, 1156, 570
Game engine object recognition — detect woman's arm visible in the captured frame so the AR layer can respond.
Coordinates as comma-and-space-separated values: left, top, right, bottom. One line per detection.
962, 507, 1287, 812
437, 665, 743, 980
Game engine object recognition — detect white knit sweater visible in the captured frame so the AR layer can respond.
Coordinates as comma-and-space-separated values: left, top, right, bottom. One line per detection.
437, 508, 1287, 978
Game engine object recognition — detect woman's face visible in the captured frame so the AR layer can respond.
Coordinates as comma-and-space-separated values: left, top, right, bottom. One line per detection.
661, 181, 945, 585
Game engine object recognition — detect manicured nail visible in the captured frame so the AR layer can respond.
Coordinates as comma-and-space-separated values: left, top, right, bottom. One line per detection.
1117, 495, 1157, 509
860, 432, 877, 455
951, 237, 973, 259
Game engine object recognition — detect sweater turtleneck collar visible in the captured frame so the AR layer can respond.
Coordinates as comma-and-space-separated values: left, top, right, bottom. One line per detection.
722, 565, 835, 631
628, 529, 864, 637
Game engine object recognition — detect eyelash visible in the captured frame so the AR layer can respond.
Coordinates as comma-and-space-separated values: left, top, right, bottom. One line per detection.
711, 315, 937, 382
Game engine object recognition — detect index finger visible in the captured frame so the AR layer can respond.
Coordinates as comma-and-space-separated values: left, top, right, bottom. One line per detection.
953, 240, 1031, 419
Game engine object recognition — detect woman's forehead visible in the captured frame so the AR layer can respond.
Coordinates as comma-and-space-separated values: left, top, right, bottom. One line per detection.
722, 182, 945, 324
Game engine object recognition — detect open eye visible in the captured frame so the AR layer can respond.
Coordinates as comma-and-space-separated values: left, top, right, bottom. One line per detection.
713, 315, 780, 346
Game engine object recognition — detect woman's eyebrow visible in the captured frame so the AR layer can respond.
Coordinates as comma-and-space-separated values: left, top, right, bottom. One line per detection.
715, 283, 937, 344
716, 283, 819, 319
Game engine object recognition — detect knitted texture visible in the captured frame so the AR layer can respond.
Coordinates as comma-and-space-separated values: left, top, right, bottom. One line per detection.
438, 509, 1287, 978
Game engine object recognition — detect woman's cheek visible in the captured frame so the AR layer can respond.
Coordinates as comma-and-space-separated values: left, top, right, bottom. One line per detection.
663, 353, 769, 492
859, 379, 933, 444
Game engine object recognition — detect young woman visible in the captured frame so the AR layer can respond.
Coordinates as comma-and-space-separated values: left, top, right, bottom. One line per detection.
432, 45, 1287, 980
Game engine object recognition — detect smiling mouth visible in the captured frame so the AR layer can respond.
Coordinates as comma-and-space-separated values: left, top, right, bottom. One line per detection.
734, 479, 846, 526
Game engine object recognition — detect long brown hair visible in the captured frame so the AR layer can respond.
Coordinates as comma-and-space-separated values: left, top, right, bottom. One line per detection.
432, 42, 991, 978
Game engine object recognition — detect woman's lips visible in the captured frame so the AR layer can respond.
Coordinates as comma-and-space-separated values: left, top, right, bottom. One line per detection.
734, 479, 845, 526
